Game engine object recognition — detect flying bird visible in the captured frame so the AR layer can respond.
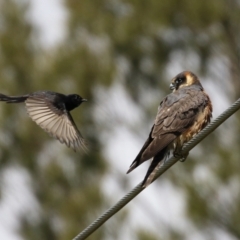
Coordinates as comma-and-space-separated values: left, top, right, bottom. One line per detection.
0, 91, 88, 151
127, 71, 212, 188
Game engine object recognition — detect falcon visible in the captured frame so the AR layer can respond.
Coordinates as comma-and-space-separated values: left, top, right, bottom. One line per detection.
127, 71, 212, 188
0, 91, 88, 151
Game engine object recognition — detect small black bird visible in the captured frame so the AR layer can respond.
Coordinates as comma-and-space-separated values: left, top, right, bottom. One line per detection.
0, 91, 88, 151
127, 71, 212, 188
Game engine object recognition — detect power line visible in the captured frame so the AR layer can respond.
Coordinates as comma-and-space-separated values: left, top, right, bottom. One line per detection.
73, 97, 240, 240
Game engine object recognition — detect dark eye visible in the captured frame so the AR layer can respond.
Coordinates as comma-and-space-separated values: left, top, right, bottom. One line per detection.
176, 78, 184, 84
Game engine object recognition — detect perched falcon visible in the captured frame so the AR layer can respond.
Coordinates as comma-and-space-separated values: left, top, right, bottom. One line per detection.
127, 71, 212, 188
0, 91, 88, 151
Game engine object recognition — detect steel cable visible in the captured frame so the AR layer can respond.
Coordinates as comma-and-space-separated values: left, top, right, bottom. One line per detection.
73, 98, 240, 240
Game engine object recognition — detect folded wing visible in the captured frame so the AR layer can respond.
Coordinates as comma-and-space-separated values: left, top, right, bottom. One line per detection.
127, 89, 207, 174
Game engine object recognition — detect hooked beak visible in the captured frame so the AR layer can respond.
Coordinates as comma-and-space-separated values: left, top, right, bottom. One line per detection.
169, 83, 175, 90
82, 99, 88, 102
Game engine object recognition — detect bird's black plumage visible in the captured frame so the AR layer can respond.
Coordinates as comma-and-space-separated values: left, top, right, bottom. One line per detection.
0, 91, 88, 151
127, 71, 212, 188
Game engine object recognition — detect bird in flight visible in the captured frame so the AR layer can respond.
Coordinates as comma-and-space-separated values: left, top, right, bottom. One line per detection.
127, 71, 212, 188
0, 91, 88, 151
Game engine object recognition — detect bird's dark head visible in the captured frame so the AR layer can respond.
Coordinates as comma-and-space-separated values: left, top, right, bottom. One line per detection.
170, 71, 202, 92
66, 94, 87, 111
70, 94, 87, 105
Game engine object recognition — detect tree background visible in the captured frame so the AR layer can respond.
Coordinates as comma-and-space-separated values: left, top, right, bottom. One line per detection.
0, 0, 240, 239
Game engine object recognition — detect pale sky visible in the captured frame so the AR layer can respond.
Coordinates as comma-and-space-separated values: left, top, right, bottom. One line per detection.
0, 1, 232, 240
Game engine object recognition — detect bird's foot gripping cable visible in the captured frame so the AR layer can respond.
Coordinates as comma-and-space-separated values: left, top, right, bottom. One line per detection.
174, 151, 189, 162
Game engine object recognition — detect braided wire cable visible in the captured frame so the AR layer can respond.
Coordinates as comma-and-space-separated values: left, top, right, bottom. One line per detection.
73, 98, 240, 240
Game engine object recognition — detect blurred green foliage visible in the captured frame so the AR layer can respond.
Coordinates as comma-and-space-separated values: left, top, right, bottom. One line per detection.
0, 0, 240, 239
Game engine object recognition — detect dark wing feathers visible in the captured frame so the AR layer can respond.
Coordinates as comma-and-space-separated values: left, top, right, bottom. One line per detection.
141, 133, 176, 160
25, 96, 87, 151
141, 146, 168, 188
127, 89, 207, 174
127, 130, 153, 173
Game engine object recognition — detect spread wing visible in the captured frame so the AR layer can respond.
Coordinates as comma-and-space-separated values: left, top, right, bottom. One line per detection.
25, 96, 87, 152
127, 89, 207, 173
